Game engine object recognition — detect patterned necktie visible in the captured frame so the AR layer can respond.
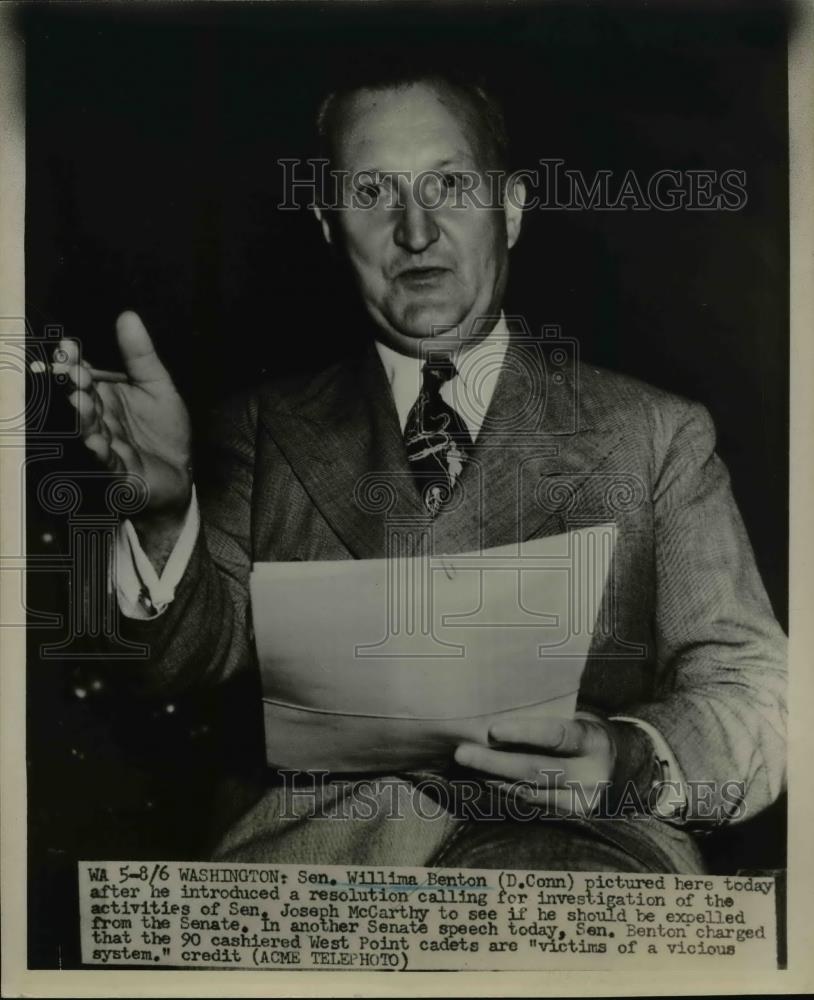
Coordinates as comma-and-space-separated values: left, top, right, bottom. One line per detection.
404, 358, 473, 516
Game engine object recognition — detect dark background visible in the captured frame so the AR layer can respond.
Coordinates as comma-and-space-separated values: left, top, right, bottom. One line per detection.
21, 1, 789, 969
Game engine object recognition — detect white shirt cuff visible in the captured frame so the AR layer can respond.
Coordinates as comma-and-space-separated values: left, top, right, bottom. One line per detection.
115, 487, 200, 620
609, 714, 688, 821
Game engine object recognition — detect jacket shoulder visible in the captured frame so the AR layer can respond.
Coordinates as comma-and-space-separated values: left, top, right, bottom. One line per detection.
576, 361, 710, 427
576, 361, 694, 413
575, 362, 717, 470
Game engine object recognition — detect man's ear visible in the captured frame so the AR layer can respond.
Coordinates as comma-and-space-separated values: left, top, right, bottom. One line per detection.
504, 175, 527, 249
312, 204, 333, 246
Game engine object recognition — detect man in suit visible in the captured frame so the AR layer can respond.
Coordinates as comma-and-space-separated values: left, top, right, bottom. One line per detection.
53, 66, 786, 873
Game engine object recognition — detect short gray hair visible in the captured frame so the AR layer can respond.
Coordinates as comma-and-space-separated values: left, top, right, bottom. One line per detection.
315, 62, 510, 171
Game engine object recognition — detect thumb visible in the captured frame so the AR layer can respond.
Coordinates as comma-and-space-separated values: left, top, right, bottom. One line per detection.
115, 310, 171, 383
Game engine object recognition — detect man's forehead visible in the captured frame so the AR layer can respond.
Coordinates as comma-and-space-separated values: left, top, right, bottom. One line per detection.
332, 81, 483, 170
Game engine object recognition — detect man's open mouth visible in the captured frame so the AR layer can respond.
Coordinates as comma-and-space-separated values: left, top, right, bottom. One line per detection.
396, 266, 451, 286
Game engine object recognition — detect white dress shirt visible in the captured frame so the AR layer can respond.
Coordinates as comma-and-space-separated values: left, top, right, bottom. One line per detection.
374, 314, 509, 438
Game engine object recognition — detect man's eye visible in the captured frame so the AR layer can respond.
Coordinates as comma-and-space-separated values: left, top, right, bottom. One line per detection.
353, 176, 388, 204
418, 172, 463, 204
434, 173, 466, 195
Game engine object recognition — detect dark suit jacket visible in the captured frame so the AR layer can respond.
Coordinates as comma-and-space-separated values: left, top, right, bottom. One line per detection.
124, 331, 786, 826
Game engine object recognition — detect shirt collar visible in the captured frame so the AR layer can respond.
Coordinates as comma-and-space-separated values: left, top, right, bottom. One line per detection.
374, 313, 509, 440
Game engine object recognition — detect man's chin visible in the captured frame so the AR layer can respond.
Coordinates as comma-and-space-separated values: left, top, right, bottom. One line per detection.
387, 305, 470, 348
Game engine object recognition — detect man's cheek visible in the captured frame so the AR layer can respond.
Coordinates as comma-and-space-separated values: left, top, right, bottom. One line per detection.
355, 260, 391, 310
346, 238, 381, 281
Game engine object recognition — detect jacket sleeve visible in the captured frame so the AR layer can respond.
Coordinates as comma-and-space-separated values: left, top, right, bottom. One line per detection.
628, 399, 787, 825
117, 392, 257, 696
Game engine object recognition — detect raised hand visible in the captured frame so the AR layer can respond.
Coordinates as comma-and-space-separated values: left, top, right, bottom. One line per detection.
48, 311, 193, 566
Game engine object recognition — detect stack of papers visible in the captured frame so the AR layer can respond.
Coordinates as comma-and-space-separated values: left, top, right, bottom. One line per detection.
250, 525, 615, 771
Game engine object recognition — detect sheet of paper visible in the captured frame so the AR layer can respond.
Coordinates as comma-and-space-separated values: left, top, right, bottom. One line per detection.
251, 524, 616, 771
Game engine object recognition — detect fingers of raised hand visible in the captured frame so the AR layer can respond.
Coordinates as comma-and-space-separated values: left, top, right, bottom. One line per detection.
67, 378, 111, 436
83, 432, 114, 467
50, 341, 94, 392
52, 338, 79, 367
83, 426, 141, 476
67, 384, 126, 470
109, 437, 142, 475
115, 311, 170, 383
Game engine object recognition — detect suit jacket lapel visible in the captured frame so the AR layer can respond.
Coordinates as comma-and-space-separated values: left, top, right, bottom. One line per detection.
258, 331, 626, 560
257, 344, 424, 560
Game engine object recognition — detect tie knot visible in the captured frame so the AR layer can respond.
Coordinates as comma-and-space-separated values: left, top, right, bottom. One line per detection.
422, 357, 458, 391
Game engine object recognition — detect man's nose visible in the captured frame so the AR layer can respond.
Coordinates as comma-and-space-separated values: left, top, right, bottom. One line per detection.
393, 197, 440, 254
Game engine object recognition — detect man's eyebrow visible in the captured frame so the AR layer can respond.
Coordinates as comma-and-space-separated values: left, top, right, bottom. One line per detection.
350, 156, 477, 178
350, 168, 401, 182
433, 157, 476, 170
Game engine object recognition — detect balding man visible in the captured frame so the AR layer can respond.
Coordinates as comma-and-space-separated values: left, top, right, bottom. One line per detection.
54, 64, 786, 873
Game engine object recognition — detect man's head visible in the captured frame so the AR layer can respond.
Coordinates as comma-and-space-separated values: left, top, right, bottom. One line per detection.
313, 68, 525, 356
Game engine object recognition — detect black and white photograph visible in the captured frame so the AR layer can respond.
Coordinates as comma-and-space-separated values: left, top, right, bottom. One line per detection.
1, 0, 812, 993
